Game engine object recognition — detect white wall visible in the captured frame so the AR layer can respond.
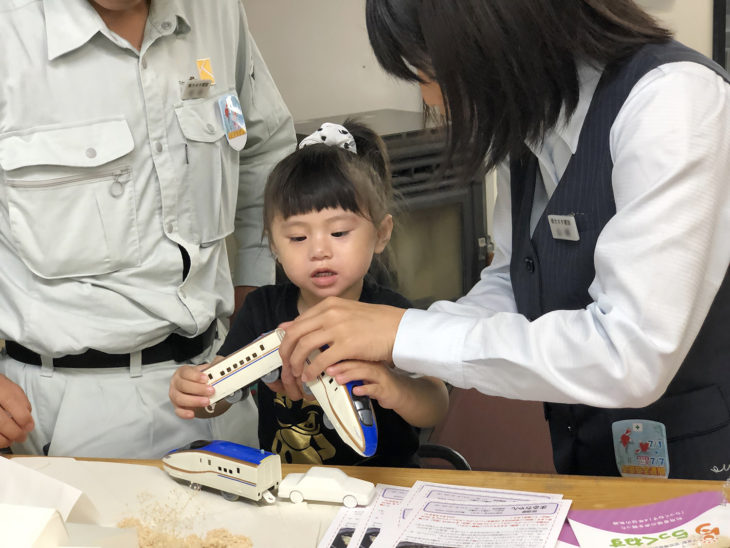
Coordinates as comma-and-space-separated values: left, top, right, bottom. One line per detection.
244, 0, 715, 124
244, 0, 716, 238
243, 0, 421, 123
638, 0, 714, 55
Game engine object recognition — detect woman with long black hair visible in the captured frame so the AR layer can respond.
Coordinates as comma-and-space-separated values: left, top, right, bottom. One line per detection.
278, 0, 730, 480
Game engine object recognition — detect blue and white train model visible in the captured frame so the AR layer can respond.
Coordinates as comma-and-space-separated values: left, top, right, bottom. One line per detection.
162, 440, 281, 503
200, 329, 378, 457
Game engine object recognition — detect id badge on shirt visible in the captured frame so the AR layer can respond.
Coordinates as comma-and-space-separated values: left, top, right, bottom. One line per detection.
180, 78, 212, 100
217, 94, 247, 151
612, 419, 670, 478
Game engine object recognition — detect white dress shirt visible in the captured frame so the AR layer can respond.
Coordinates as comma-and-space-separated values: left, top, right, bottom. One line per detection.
393, 60, 730, 408
0, 0, 296, 356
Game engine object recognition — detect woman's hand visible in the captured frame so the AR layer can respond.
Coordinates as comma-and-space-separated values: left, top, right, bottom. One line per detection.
0, 374, 34, 447
277, 297, 407, 401
168, 359, 220, 419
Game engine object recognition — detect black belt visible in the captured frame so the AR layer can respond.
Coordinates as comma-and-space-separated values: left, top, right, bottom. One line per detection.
5, 322, 217, 368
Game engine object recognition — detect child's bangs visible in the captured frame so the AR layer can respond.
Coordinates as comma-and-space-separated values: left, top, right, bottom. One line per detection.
279, 171, 361, 218
274, 150, 364, 219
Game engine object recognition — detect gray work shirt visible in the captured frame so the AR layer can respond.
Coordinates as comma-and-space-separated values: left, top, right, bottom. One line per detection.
0, 0, 296, 355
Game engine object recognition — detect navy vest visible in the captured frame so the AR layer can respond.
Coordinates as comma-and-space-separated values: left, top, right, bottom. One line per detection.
509, 41, 730, 479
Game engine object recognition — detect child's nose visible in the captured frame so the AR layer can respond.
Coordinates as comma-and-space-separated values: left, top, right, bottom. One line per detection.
310, 236, 332, 260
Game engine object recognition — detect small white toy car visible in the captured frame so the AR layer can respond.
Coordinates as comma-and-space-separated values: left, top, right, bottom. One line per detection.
277, 466, 376, 508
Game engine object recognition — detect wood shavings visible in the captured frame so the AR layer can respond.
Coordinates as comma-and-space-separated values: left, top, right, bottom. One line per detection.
117, 489, 252, 548
117, 518, 252, 548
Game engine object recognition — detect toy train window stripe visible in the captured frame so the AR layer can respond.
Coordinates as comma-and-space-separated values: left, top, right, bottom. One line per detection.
210, 347, 280, 387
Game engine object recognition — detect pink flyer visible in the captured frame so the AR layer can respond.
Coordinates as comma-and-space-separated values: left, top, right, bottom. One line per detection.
568, 491, 729, 547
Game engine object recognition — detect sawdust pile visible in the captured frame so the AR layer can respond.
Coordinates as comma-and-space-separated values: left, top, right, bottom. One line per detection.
118, 518, 252, 548
117, 489, 252, 548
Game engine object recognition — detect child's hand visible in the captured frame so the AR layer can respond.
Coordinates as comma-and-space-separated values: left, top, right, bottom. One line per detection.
263, 377, 316, 402
326, 361, 450, 428
326, 360, 404, 411
169, 362, 216, 419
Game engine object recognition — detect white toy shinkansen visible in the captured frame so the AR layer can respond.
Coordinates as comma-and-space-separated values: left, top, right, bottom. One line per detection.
202, 329, 286, 406
162, 440, 281, 503
305, 362, 378, 458
200, 330, 378, 458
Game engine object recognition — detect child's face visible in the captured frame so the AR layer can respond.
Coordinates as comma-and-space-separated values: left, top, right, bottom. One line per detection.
269, 207, 392, 308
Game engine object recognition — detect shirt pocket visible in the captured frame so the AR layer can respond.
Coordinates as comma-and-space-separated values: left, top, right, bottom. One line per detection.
0, 119, 141, 279
175, 92, 239, 245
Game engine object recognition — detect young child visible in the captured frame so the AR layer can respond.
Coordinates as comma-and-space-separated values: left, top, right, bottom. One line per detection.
170, 120, 449, 467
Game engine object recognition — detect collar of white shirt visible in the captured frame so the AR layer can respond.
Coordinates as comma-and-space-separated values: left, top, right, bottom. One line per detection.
44, 0, 191, 61
526, 61, 604, 196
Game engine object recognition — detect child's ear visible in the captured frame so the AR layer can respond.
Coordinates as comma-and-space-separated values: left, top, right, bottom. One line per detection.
374, 214, 393, 254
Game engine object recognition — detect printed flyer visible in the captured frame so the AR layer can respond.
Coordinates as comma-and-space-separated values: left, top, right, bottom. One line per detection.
568, 491, 729, 547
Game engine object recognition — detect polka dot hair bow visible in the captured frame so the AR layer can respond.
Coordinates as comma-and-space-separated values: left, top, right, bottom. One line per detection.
298, 122, 357, 154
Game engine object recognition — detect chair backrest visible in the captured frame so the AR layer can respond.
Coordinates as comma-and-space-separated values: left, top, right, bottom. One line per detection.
416, 443, 471, 470
423, 388, 556, 473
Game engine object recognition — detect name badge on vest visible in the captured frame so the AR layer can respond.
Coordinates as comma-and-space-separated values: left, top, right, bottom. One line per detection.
548, 214, 580, 241
217, 94, 247, 151
612, 419, 670, 478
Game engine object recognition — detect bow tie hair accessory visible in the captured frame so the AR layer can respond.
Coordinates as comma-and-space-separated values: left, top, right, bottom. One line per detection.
299, 122, 358, 154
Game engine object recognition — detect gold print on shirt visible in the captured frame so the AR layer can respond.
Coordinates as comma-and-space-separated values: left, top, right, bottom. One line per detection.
271, 393, 336, 464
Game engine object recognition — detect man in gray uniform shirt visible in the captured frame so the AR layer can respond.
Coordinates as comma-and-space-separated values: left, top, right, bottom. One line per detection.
0, 0, 296, 458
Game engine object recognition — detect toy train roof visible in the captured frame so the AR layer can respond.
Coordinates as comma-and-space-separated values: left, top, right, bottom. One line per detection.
166, 440, 276, 465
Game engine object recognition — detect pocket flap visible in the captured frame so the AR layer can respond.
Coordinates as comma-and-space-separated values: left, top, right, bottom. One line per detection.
175, 95, 226, 143
0, 119, 134, 171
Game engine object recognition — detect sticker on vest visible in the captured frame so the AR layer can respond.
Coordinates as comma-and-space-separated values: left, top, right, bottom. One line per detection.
548, 214, 580, 241
612, 419, 669, 478
218, 94, 247, 151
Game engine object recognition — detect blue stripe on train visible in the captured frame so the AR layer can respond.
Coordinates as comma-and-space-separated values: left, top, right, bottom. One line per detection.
205, 440, 276, 465
346, 381, 378, 457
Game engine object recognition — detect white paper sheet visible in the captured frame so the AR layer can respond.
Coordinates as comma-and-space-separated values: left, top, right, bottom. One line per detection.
368, 480, 567, 548
373, 498, 572, 548
348, 484, 410, 548
316, 504, 369, 548
0, 503, 69, 547
385, 480, 564, 531
0, 456, 98, 523
12, 457, 340, 548
65, 522, 139, 548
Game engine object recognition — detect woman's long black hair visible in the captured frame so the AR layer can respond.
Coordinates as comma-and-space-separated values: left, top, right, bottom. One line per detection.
366, 0, 672, 178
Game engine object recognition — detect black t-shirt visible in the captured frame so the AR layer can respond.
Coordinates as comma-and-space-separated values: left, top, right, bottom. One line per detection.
219, 278, 420, 467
